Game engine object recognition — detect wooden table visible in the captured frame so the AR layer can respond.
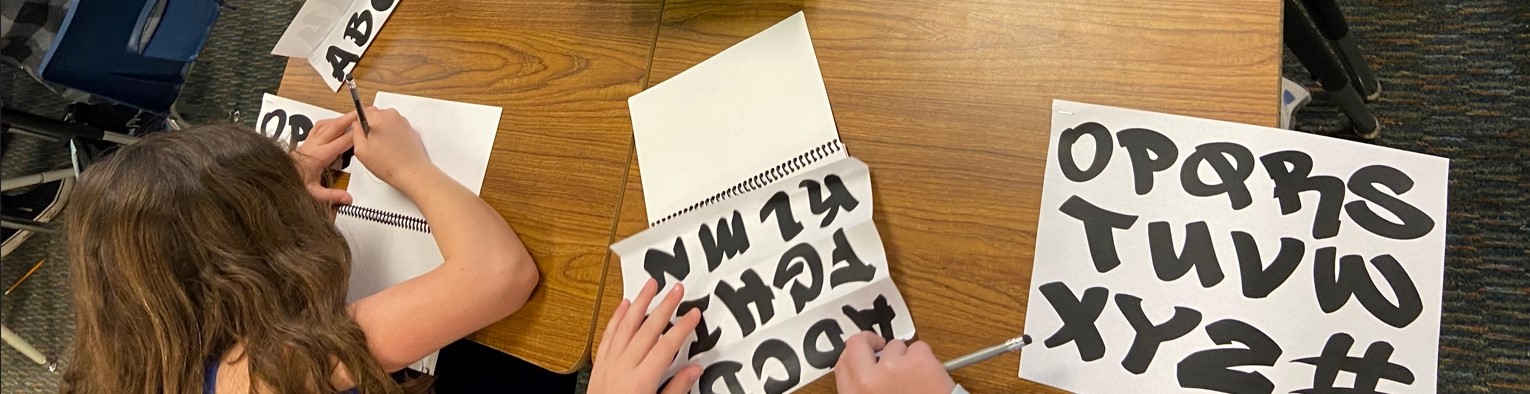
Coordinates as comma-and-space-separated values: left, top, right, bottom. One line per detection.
277, 0, 664, 373
278, 0, 1282, 387
592, 1, 1283, 393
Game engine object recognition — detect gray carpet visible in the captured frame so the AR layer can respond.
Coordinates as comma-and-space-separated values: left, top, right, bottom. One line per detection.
3, 0, 1525, 392
0, 71, 72, 391
1278, 1, 1529, 391
0, 0, 303, 392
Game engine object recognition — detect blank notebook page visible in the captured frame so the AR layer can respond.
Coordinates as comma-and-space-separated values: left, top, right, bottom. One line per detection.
629, 12, 844, 224
344, 92, 500, 221
335, 92, 499, 373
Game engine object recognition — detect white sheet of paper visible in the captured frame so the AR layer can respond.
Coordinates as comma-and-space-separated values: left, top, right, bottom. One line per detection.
334, 92, 500, 374
1019, 100, 1449, 393
612, 157, 915, 394
272, 0, 400, 91
343, 91, 500, 219
271, 0, 352, 57
629, 11, 844, 224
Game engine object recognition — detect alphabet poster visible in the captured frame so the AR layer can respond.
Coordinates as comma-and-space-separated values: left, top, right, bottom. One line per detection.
1020, 100, 1449, 393
272, 0, 400, 91
612, 157, 916, 394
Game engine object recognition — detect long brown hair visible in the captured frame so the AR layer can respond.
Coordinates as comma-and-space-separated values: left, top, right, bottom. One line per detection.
62, 125, 401, 393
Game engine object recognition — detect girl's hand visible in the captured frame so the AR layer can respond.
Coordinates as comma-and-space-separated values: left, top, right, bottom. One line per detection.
589, 279, 703, 394
292, 112, 357, 205
834, 332, 956, 394
350, 107, 434, 188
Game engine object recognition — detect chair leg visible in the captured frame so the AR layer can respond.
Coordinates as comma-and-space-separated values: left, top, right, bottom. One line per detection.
168, 102, 190, 131
1, 107, 138, 145
1, 169, 74, 193
0, 216, 60, 234
1298, 0, 1381, 101
1335, 35, 1381, 101
1, 325, 58, 372
1284, 0, 1380, 139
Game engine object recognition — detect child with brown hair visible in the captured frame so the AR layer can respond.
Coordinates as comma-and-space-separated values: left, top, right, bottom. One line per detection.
61, 108, 538, 393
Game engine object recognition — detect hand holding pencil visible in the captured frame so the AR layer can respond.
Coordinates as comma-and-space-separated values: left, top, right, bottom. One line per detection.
834, 332, 958, 394
832, 332, 1030, 394
349, 106, 433, 187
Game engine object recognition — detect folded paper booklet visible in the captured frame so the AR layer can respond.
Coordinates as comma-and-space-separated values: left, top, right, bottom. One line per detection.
617, 12, 918, 393
611, 157, 914, 394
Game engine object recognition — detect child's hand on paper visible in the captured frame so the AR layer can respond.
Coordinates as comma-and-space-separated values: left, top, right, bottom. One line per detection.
351, 107, 434, 187
292, 112, 357, 205
589, 279, 703, 394
835, 332, 957, 394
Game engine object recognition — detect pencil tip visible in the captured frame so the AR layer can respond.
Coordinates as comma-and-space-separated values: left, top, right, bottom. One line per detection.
1021, 335, 1032, 345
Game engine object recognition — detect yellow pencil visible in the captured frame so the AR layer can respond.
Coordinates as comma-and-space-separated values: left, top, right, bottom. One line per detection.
5, 258, 46, 295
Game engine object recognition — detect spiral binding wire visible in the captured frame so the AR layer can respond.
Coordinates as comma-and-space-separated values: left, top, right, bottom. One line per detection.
649, 139, 844, 226
338, 205, 432, 233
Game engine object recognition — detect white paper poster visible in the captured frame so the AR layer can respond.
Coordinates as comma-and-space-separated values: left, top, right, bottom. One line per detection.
612, 157, 916, 394
1020, 100, 1449, 393
272, 0, 400, 91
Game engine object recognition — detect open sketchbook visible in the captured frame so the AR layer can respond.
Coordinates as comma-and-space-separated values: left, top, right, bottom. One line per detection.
629, 12, 845, 226
619, 13, 920, 393
258, 91, 500, 373
610, 157, 915, 394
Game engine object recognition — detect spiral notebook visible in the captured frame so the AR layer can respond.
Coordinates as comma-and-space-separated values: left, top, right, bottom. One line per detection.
630, 12, 846, 225
333, 91, 501, 373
